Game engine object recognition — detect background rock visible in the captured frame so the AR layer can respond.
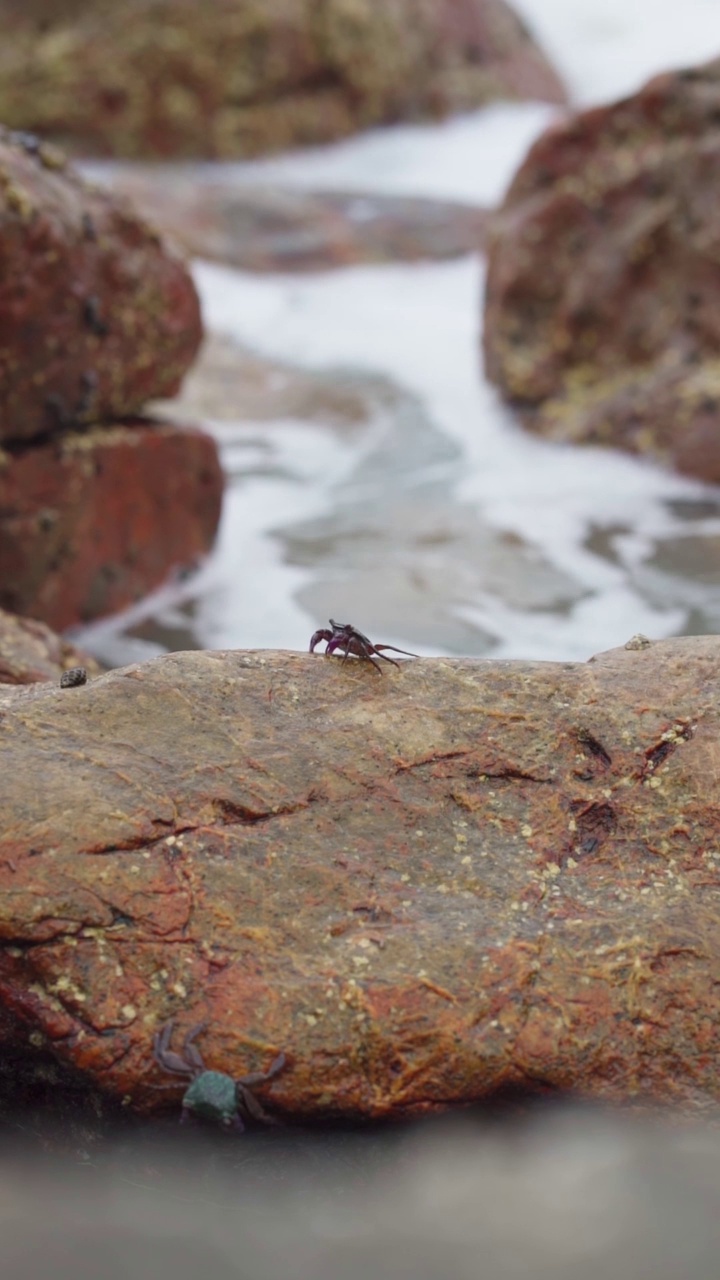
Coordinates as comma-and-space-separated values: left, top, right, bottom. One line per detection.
0, 0, 566, 160
0, 420, 223, 631
483, 59, 720, 482
0, 607, 101, 684
104, 172, 490, 270
0, 637, 719, 1120
0, 126, 201, 444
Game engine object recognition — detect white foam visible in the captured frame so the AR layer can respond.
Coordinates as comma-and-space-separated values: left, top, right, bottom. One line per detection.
76, 0, 720, 663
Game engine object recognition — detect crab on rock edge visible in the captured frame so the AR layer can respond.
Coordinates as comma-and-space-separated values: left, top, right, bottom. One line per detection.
153, 1020, 286, 1130
309, 618, 417, 674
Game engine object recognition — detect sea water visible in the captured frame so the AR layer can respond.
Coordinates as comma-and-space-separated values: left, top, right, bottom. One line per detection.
75, 0, 720, 666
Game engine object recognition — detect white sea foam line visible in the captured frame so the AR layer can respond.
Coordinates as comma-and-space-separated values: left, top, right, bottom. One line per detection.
459, 585, 686, 664
512, 0, 720, 106
196, 417, 370, 652
209, 102, 560, 207
170, 0, 720, 210
192, 254, 708, 658
74, 1, 720, 661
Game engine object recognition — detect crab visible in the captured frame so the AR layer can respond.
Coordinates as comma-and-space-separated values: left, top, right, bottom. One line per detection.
152, 1020, 286, 1131
309, 618, 417, 674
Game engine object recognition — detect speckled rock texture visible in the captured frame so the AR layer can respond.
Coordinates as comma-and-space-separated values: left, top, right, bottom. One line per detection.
0, 606, 101, 684
483, 59, 720, 483
0, 636, 719, 1122
0, 0, 566, 160
0, 420, 223, 631
0, 126, 201, 444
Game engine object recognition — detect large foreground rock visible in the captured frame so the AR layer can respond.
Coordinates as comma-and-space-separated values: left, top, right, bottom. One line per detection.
0, 126, 201, 444
0, 0, 566, 160
0, 636, 719, 1121
0, 420, 223, 631
483, 59, 720, 483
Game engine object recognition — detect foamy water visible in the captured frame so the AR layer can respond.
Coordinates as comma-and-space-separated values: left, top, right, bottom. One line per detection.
75, 0, 720, 666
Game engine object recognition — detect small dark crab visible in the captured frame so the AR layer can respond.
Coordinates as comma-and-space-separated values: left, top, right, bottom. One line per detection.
310, 618, 417, 674
152, 1019, 286, 1131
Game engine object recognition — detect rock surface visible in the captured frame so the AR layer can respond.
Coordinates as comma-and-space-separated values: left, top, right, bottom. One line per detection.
0, 636, 719, 1121
0, 420, 223, 631
0, 0, 566, 160
0, 606, 101, 684
103, 173, 490, 270
483, 59, 720, 483
0, 126, 201, 444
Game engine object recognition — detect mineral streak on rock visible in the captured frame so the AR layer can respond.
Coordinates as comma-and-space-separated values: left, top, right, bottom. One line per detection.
0, 420, 223, 631
0, 0, 566, 160
0, 638, 718, 1121
0, 125, 201, 445
483, 58, 720, 483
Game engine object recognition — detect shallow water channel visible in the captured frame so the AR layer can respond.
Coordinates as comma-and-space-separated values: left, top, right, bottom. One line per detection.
74, 2, 720, 671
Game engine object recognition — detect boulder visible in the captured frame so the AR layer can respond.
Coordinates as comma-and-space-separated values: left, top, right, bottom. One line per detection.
0, 420, 223, 631
483, 59, 720, 483
0, 0, 566, 160
0, 636, 719, 1122
0, 606, 101, 684
0, 126, 201, 444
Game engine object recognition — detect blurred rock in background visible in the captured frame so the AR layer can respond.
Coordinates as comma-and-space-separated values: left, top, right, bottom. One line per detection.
484, 57, 720, 485
0, 0, 566, 160
0, 126, 222, 630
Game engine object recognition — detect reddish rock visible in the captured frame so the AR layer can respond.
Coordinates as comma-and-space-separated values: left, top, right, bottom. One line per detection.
483, 59, 720, 482
107, 173, 491, 271
0, 606, 101, 684
0, 420, 223, 631
0, 126, 201, 445
0, 637, 719, 1121
0, 0, 566, 161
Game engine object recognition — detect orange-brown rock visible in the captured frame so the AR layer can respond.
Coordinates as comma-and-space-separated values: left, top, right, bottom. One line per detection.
106, 173, 491, 271
0, 636, 719, 1123
0, 420, 223, 631
0, 606, 101, 684
483, 59, 720, 483
0, 126, 201, 444
0, 0, 566, 161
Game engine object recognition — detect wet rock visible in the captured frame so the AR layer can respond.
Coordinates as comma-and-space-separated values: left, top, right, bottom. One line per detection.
0, 0, 566, 160
0, 126, 201, 445
0, 607, 101, 685
151, 333, 378, 426
0, 636, 719, 1120
103, 173, 490, 270
483, 58, 720, 483
0, 421, 223, 631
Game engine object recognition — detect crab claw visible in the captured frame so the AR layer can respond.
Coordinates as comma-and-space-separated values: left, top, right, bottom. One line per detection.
309, 628, 332, 653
